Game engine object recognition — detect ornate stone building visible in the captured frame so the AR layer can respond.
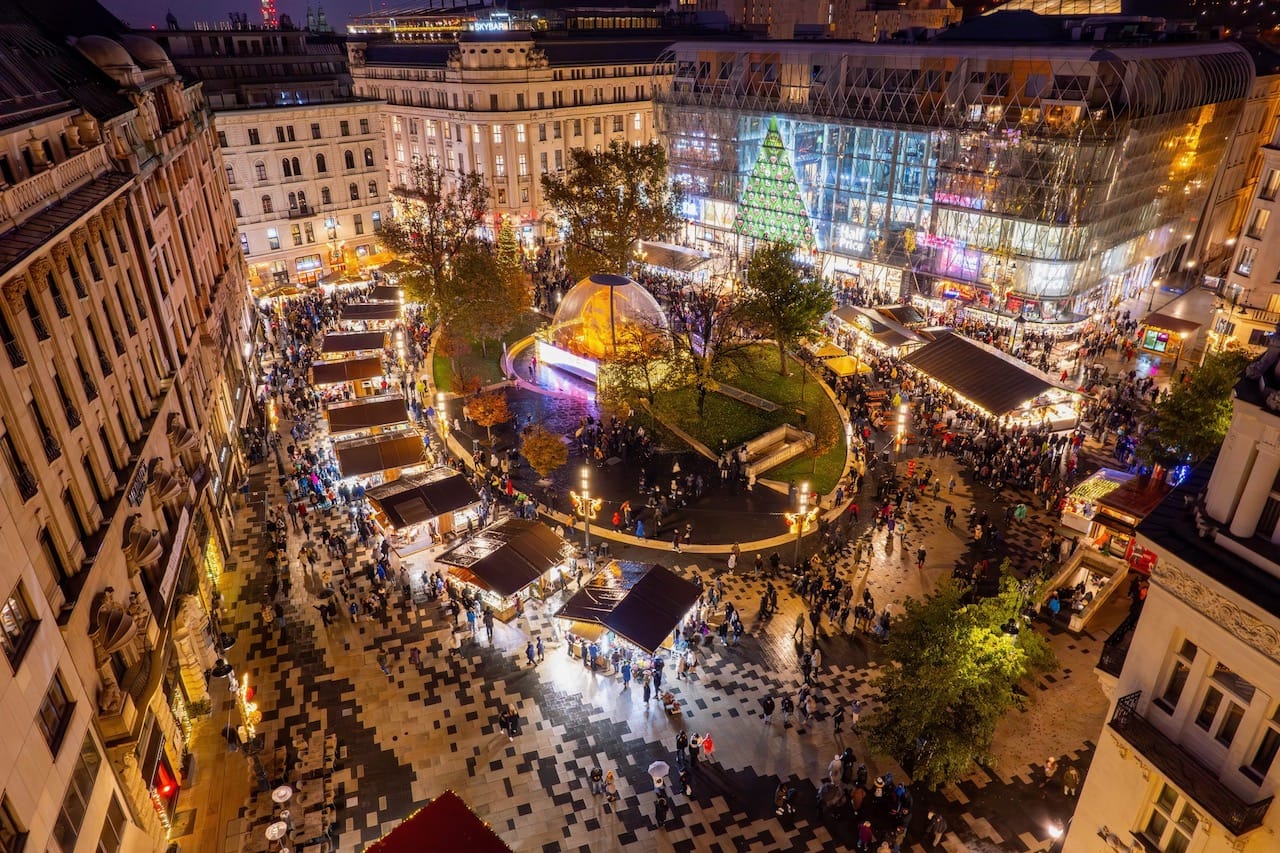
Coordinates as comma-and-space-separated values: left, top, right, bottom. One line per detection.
0, 1, 252, 850
1070, 359, 1280, 850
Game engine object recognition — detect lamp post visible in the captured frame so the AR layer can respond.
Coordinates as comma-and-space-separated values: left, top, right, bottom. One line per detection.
436, 391, 447, 437
784, 481, 820, 568
570, 466, 601, 559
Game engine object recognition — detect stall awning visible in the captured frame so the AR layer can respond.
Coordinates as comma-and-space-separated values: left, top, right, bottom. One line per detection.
831, 305, 925, 350
876, 303, 927, 328
437, 519, 567, 597
378, 258, 411, 276
1140, 312, 1202, 336
341, 302, 401, 322
602, 565, 701, 654
556, 561, 652, 623
334, 431, 427, 479
364, 789, 511, 853
325, 395, 409, 434
369, 285, 403, 302
636, 240, 711, 274
321, 331, 387, 354
812, 342, 847, 358
824, 355, 870, 377
903, 332, 1071, 415
365, 467, 479, 528
310, 356, 384, 386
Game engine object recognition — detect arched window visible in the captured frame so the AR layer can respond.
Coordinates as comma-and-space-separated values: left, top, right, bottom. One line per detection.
297, 191, 307, 209
368, 180, 378, 197
321, 187, 332, 205
254, 160, 267, 181
225, 164, 235, 185
287, 192, 297, 210
348, 182, 359, 201
291, 156, 301, 176
261, 195, 273, 214
343, 150, 355, 170
363, 148, 374, 167
232, 199, 242, 218
282, 158, 292, 178
315, 153, 327, 173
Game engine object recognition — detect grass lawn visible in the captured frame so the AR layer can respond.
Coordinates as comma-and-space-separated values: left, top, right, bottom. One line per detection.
649, 344, 847, 493
433, 311, 544, 393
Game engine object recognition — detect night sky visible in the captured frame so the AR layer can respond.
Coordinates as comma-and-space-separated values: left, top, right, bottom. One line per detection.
104, 0, 391, 30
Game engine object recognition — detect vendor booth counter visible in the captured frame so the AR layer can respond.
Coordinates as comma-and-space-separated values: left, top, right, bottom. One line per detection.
437, 519, 571, 621
556, 562, 701, 668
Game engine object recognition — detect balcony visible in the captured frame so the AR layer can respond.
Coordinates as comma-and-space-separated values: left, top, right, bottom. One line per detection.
288, 204, 314, 219
0, 144, 113, 233
1110, 692, 1273, 836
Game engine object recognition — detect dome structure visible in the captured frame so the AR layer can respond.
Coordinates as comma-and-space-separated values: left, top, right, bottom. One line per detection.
119, 35, 176, 74
550, 274, 667, 361
74, 36, 143, 86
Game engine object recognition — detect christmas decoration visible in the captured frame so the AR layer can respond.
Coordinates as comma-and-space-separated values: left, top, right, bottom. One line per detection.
734, 118, 815, 248
364, 789, 511, 852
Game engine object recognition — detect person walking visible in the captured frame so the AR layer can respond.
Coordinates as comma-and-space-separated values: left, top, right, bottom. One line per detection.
761, 694, 775, 725
927, 811, 948, 846
1063, 764, 1082, 797
850, 699, 862, 730
916, 546, 927, 570
376, 651, 390, 676
675, 731, 689, 770
793, 612, 805, 641
654, 791, 669, 826
536, 636, 545, 661
833, 704, 846, 734
621, 658, 632, 689
525, 641, 536, 666
781, 694, 794, 727
687, 733, 701, 766
589, 765, 604, 795
605, 770, 618, 803
701, 731, 715, 762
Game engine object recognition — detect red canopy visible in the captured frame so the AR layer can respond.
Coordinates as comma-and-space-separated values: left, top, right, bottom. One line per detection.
364, 790, 511, 853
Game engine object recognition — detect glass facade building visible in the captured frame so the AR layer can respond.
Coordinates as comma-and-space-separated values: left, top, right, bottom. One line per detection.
656, 36, 1254, 322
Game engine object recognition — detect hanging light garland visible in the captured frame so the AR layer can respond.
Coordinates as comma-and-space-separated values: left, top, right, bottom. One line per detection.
149, 786, 173, 838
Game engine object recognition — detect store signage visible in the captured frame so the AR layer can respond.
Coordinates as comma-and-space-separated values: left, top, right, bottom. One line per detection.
159, 507, 191, 611
126, 458, 157, 507
933, 192, 985, 211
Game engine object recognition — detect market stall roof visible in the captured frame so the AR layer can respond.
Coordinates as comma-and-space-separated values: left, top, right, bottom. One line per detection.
341, 302, 402, 323
636, 240, 711, 274
603, 565, 702, 654
321, 331, 387, 354
824, 355, 870, 377
812, 341, 847, 358
1140, 311, 1202, 336
1099, 475, 1174, 525
363, 789, 511, 853
324, 394, 409, 434
556, 560, 653, 623
437, 519, 568, 597
903, 332, 1072, 415
310, 355, 384, 386
831, 305, 925, 350
876, 303, 927, 328
369, 285, 403, 302
365, 467, 479, 528
378, 258, 411, 275
334, 431, 427, 479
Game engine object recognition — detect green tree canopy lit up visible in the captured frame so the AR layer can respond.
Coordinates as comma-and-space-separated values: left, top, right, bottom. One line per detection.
1138, 349, 1252, 467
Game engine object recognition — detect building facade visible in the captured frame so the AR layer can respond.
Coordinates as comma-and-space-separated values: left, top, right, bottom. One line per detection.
349, 30, 671, 244
1069, 370, 1280, 851
0, 2, 252, 850
140, 24, 390, 293
655, 19, 1254, 323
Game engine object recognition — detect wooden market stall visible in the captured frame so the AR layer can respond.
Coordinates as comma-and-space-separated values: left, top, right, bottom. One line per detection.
339, 302, 401, 325
324, 394, 409, 437
365, 467, 481, 546
320, 331, 388, 356
333, 431, 428, 481
436, 519, 570, 620
364, 789, 511, 853
310, 355, 386, 397
555, 562, 701, 664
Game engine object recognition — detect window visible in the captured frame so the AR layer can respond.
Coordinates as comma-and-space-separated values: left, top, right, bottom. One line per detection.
496, 187, 507, 205
612, 115, 624, 133
539, 152, 548, 174
96, 795, 126, 853
343, 150, 355, 170
363, 148, 374, 167
368, 180, 378, 197
349, 183, 359, 201
1247, 208, 1271, 240
340, 120, 350, 136
261, 195, 273, 215
360, 118, 369, 134
217, 130, 227, 147
1261, 169, 1280, 201
573, 119, 582, 137
315, 153, 327, 173
247, 128, 260, 145
553, 121, 562, 139
633, 112, 642, 130
1157, 639, 1197, 713
37, 672, 73, 753
593, 117, 602, 135
494, 155, 506, 178
282, 158, 292, 178
1246, 705, 1280, 782
275, 126, 285, 143
291, 156, 301, 176
493, 125, 503, 144
291, 224, 302, 247
266, 228, 280, 250
321, 187, 332, 205
372, 211, 382, 233
224, 164, 235, 185
304, 222, 315, 243
516, 124, 526, 143
286, 125, 295, 142
240, 233, 249, 255
52, 734, 100, 850
1236, 246, 1258, 277
0, 795, 26, 853
1, 582, 37, 669
232, 198, 242, 218
538, 123, 546, 142
254, 161, 267, 181
310, 122, 321, 140
426, 120, 437, 139
24, 292, 48, 341
517, 154, 528, 177
472, 125, 481, 144
1142, 783, 1197, 853
354, 214, 364, 235
537, 92, 545, 108
554, 149, 563, 171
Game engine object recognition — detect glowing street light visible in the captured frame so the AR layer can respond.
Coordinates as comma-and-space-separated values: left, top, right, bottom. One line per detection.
570, 465, 602, 559
784, 481, 820, 568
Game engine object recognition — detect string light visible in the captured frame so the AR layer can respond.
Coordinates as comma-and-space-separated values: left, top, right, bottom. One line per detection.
150, 786, 173, 838
734, 118, 815, 247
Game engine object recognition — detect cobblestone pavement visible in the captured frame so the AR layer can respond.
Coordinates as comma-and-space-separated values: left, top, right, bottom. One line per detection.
175, 419, 1115, 853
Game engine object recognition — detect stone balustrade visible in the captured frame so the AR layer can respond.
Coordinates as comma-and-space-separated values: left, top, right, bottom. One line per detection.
0, 143, 113, 232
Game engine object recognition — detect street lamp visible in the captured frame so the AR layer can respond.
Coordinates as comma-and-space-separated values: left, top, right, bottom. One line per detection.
784, 481, 820, 568
436, 391, 448, 439
570, 466, 601, 558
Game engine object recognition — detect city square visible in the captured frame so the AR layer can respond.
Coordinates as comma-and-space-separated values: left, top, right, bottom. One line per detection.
1, 1, 1279, 853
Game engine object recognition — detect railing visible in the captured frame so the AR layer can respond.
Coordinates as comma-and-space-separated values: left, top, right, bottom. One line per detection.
1110, 691, 1273, 835
0, 144, 113, 231
4, 338, 25, 368
41, 431, 61, 462
288, 204, 314, 219
15, 463, 37, 500
63, 403, 81, 429
1097, 616, 1138, 677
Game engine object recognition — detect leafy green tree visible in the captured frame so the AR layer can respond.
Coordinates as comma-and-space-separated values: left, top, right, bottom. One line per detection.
864, 564, 1055, 789
597, 323, 679, 417
738, 241, 833, 376
379, 160, 488, 323
647, 276, 754, 417
1138, 349, 1252, 467
521, 423, 568, 480
541, 140, 683, 281
447, 240, 531, 356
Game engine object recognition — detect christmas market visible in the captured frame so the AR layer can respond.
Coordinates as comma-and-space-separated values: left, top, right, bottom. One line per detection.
555, 562, 702, 663
436, 518, 572, 620
364, 466, 482, 546
332, 431, 429, 480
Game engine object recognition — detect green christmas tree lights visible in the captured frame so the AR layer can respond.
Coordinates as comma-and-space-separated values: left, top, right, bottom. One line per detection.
734, 118, 815, 248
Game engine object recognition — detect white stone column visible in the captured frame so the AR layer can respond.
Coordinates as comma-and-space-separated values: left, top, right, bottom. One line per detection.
1229, 445, 1280, 538
1206, 429, 1256, 523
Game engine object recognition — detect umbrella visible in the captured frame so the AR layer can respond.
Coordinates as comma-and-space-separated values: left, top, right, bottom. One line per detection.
647, 760, 670, 787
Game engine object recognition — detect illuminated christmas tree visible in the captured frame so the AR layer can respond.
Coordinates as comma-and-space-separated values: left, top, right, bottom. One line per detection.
734, 118, 814, 248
